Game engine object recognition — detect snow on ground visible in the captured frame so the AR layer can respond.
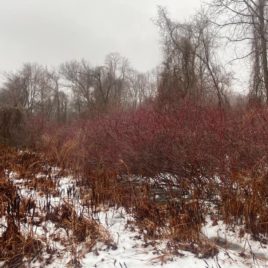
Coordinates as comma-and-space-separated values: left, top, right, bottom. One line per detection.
3, 168, 268, 268
79, 210, 268, 268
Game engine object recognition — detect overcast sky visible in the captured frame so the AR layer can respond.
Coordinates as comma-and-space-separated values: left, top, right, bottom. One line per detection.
0, 0, 202, 74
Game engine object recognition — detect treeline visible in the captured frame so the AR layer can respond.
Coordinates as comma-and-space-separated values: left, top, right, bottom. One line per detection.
0, 54, 156, 122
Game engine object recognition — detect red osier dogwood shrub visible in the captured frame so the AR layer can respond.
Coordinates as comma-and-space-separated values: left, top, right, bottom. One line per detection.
40, 102, 268, 179
40, 102, 268, 240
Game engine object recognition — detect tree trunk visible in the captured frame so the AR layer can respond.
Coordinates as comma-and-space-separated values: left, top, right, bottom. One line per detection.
258, 0, 268, 102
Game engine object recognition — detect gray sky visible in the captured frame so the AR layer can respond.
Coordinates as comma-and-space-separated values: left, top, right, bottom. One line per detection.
0, 0, 202, 74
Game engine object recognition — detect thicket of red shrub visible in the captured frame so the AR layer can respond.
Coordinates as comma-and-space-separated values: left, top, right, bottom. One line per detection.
37, 101, 268, 243
39, 103, 268, 176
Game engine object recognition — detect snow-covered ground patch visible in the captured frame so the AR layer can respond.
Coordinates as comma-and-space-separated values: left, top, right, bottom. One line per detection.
1, 168, 267, 268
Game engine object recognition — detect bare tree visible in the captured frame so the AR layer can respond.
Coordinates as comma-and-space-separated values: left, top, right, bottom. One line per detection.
1, 63, 47, 114
127, 70, 157, 108
46, 70, 68, 123
61, 60, 95, 114
210, 0, 268, 103
156, 7, 230, 107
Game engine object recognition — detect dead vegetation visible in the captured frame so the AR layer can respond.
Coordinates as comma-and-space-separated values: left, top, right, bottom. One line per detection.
0, 146, 116, 267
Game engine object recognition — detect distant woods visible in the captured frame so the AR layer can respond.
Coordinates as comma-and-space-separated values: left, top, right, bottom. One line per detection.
0, 54, 156, 122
